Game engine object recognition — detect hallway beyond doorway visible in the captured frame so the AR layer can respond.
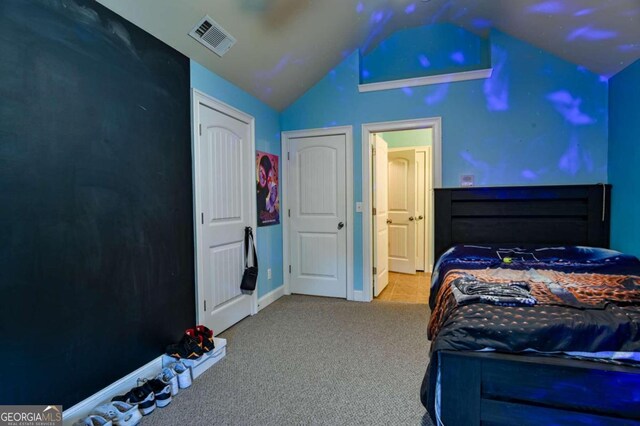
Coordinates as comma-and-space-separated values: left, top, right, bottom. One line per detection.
376, 272, 430, 304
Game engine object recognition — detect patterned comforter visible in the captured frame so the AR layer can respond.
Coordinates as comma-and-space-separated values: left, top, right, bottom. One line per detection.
428, 245, 640, 354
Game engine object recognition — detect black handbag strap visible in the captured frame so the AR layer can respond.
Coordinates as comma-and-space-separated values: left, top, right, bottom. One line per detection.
244, 226, 258, 269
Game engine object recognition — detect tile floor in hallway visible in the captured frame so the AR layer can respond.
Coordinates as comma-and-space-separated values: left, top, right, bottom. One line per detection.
376, 271, 431, 303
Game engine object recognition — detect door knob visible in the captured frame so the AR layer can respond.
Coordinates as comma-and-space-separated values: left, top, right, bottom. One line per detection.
409, 216, 414, 221
418, 215, 424, 221
386, 219, 392, 224
338, 222, 344, 230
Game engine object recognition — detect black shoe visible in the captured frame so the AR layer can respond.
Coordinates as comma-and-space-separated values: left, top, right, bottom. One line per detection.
165, 329, 204, 360
146, 378, 172, 408
112, 382, 156, 415
195, 325, 215, 352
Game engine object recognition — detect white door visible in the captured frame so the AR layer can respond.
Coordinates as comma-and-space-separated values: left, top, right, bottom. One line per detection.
388, 150, 417, 274
373, 136, 389, 297
416, 150, 426, 271
195, 96, 255, 334
289, 134, 347, 298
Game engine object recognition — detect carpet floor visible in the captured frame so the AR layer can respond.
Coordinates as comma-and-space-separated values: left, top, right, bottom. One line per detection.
144, 295, 434, 425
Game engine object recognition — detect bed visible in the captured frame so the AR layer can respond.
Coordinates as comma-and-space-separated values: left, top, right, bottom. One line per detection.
420, 184, 640, 426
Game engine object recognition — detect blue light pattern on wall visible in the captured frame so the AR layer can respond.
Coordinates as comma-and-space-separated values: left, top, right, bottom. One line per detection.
281, 26, 608, 291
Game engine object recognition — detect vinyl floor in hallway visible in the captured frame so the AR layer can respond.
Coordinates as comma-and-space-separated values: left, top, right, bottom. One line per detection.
376, 271, 431, 303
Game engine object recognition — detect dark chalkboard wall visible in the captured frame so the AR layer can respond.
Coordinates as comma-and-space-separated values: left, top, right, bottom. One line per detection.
0, 0, 194, 407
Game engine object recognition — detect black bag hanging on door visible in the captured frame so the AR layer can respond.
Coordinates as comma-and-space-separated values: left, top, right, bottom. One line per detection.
240, 226, 258, 294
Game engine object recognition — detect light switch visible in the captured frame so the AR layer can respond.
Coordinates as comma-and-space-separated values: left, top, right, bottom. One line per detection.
267, 268, 272, 280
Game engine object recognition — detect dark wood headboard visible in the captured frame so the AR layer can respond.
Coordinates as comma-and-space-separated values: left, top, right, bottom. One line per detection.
434, 184, 611, 260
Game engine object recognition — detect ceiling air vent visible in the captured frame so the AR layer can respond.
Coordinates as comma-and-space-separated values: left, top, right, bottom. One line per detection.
189, 16, 236, 57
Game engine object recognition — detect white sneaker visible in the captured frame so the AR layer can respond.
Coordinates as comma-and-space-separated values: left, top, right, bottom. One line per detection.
158, 367, 179, 396
93, 401, 142, 426
72, 414, 112, 426
172, 360, 192, 389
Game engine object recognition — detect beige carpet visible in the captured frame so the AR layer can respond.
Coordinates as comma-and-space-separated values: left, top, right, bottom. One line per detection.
143, 295, 434, 425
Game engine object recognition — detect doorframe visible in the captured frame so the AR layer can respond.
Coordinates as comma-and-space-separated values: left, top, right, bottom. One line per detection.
191, 88, 259, 327
281, 126, 354, 300
388, 146, 432, 272
361, 118, 442, 303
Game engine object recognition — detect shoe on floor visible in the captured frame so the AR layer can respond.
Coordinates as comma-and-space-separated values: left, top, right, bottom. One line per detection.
141, 377, 173, 408
165, 329, 204, 360
93, 401, 141, 426
195, 325, 215, 352
171, 360, 192, 389
112, 382, 156, 415
72, 414, 112, 426
158, 367, 179, 396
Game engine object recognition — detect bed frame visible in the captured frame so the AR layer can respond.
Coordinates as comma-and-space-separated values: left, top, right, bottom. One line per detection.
430, 184, 640, 426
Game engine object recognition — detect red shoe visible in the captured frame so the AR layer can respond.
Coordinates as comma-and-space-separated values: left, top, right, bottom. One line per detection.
195, 325, 215, 352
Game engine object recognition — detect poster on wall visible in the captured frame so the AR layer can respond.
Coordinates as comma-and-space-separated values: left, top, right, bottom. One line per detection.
256, 151, 280, 226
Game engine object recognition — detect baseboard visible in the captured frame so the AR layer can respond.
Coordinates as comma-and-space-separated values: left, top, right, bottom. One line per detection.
258, 285, 285, 312
62, 355, 163, 425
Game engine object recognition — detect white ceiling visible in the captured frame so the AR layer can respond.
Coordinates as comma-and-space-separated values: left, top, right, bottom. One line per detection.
97, 0, 640, 111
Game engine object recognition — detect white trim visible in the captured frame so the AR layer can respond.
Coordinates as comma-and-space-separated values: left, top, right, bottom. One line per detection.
352, 290, 365, 302
191, 88, 259, 328
281, 126, 354, 301
362, 118, 442, 303
63, 356, 163, 425
358, 68, 493, 93
258, 285, 286, 311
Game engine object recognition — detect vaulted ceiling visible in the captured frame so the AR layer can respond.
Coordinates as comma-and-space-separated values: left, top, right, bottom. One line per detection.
97, 0, 640, 111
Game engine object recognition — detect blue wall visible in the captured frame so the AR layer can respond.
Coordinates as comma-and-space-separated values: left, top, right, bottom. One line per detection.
191, 61, 283, 298
609, 59, 640, 258
281, 28, 608, 291
361, 23, 491, 84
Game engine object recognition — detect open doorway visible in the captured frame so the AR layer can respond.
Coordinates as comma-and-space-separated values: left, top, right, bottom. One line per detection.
362, 118, 442, 303
373, 129, 432, 302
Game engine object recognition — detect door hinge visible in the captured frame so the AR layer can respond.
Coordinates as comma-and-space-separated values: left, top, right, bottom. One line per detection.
201, 212, 204, 224
199, 124, 202, 136
373, 267, 377, 275
287, 151, 290, 161
288, 209, 291, 218
289, 265, 292, 274
372, 207, 377, 216
204, 300, 207, 311
372, 148, 376, 156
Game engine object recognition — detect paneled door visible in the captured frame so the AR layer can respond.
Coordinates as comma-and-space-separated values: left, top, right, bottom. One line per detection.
194, 92, 255, 334
388, 149, 417, 274
288, 134, 347, 298
373, 135, 389, 297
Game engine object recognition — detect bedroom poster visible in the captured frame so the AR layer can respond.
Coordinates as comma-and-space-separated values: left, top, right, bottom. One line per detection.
256, 151, 280, 226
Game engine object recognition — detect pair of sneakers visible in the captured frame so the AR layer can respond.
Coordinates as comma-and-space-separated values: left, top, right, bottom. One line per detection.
165, 359, 192, 390
111, 374, 174, 415
88, 401, 141, 426
165, 325, 214, 359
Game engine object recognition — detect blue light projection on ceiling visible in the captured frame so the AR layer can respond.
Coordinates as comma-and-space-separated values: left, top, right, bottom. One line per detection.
574, 8, 595, 17
567, 26, 618, 41
527, 1, 565, 14
546, 90, 595, 125
404, 3, 416, 15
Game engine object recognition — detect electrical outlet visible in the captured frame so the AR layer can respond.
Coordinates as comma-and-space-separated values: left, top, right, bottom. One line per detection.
356, 202, 363, 213
267, 268, 272, 280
